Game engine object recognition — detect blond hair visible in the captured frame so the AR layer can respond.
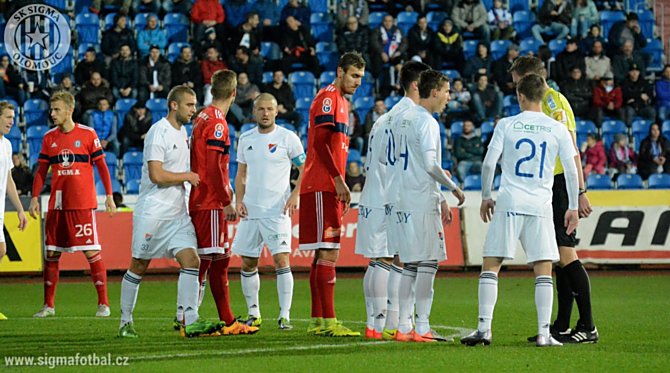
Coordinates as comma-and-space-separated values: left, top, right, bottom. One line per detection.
0, 101, 15, 115
211, 70, 237, 101
50, 91, 75, 108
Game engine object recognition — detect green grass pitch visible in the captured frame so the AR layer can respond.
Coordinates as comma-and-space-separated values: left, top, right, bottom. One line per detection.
1, 272, 669, 371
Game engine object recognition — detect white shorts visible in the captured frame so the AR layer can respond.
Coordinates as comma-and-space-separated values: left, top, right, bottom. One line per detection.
355, 205, 391, 258
384, 204, 400, 256
231, 215, 292, 258
395, 210, 446, 263
131, 214, 198, 260
483, 212, 559, 263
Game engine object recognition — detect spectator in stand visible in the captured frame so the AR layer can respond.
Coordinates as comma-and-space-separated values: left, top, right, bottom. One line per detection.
137, 15, 167, 58
135, 0, 160, 14
580, 133, 607, 178
463, 42, 492, 84
230, 12, 262, 57
50, 75, 77, 97
433, 19, 464, 70
0, 58, 26, 105
585, 40, 612, 82
471, 74, 503, 123
232, 72, 260, 124
171, 46, 203, 103
200, 46, 228, 106
196, 27, 225, 60
638, 123, 670, 180
345, 161, 365, 192
280, 16, 320, 75
164, 0, 192, 15
118, 102, 152, 155
552, 38, 585, 86
487, 0, 514, 41
336, 0, 369, 29
348, 107, 365, 154
592, 73, 623, 126
77, 72, 114, 117
492, 43, 519, 96
370, 14, 408, 81
621, 64, 655, 125
580, 24, 607, 56
337, 17, 371, 65
74, 48, 106, 87
364, 98, 387, 148
224, 0, 253, 28
571, 0, 598, 39
101, 14, 136, 59
451, 0, 489, 44
454, 120, 483, 181
608, 133, 637, 179
252, 0, 281, 27
89, 0, 131, 15
229, 46, 264, 87
88, 97, 119, 156
191, 0, 225, 41
262, 70, 300, 125
280, 0, 310, 28
448, 78, 472, 114
11, 153, 32, 196
609, 12, 647, 53
560, 67, 591, 119
656, 65, 670, 121
612, 40, 646, 85
407, 15, 436, 67
532, 0, 571, 44
110, 44, 138, 100
138, 46, 171, 103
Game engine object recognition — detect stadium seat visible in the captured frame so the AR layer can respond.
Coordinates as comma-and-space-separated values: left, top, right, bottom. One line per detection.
115, 98, 137, 127
509, 0, 531, 12
45, 0, 68, 9
384, 96, 401, 110
601, 120, 627, 149
441, 69, 461, 81
493, 174, 501, 190
96, 179, 122, 195
368, 12, 387, 30
451, 121, 464, 142
490, 40, 511, 60
617, 174, 643, 189
397, 11, 418, 35
163, 13, 189, 43
6, 125, 22, 152
319, 71, 336, 88
145, 98, 168, 120
548, 38, 566, 57
309, 0, 328, 13
463, 175, 482, 191
134, 12, 158, 30
240, 123, 257, 134
167, 42, 190, 63
310, 13, 334, 43
262, 71, 274, 84
316, 42, 338, 71
600, 11, 626, 39
352, 73, 375, 101
289, 71, 316, 100
122, 151, 143, 182
24, 99, 49, 127
442, 175, 460, 190
631, 119, 651, 151
642, 38, 664, 73
662, 120, 670, 139
260, 42, 281, 61
438, 122, 448, 148
125, 179, 140, 194
587, 174, 613, 190
513, 11, 535, 38
75, 13, 100, 45
50, 51, 74, 82
0, 43, 6, 57
77, 43, 102, 61
480, 120, 494, 142
29, 152, 39, 169
229, 128, 237, 150
648, 173, 670, 189
638, 10, 654, 39
105, 151, 118, 177
295, 97, 312, 128
347, 149, 362, 163
104, 13, 130, 30
426, 11, 447, 32
576, 119, 598, 147
354, 97, 375, 123
277, 123, 297, 134
520, 37, 542, 56
184, 124, 193, 137
463, 40, 478, 59
27, 125, 49, 155
503, 95, 520, 116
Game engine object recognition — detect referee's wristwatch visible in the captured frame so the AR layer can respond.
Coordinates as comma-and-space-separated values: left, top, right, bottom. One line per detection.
579, 188, 587, 196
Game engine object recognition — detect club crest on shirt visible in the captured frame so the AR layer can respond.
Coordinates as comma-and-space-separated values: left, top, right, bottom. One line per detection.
74, 140, 81, 147
322, 98, 332, 113
438, 231, 444, 241
144, 233, 152, 241
214, 123, 224, 139
268, 143, 278, 153
59, 149, 75, 168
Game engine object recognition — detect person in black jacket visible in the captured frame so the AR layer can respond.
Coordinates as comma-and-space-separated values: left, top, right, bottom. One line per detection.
229, 46, 264, 87
638, 122, 670, 180
110, 44, 138, 99
407, 15, 436, 67
279, 15, 319, 75
491, 43, 519, 95
101, 14, 137, 58
118, 102, 153, 155
171, 46, 204, 104
621, 64, 655, 125
608, 12, 647, 54
262, 70, 300, 125
138, 46, 172, 103
560, 67, 592, 119
531, 0, 571, 44
11, 153, 32, 196
74, 48, 106, 87
552, 39, 586, 86
336, 16, 370, 65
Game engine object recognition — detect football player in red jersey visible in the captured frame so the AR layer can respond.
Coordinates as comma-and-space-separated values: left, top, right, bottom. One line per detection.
186, 69, 257, 335
299, 52, 366, 337
28, 91, 116, 318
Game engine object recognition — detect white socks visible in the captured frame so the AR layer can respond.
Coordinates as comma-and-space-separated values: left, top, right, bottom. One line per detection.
372, 261, 390, 333
363, 261, 375, 329
241, 270, 261, 318
276, 267, 293, 320
120, 271, 142, 326
177, 268, 200, 326
397, 264, 417, 334
535, 275, 554, 338
414, 261, 438, 335
477, 271, 499, 332
385, 264, 403, 331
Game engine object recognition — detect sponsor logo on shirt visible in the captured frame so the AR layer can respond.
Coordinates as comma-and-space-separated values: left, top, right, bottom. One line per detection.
93, 138, 101, 149
214, 123, 224, 139
512, 121, 552, 134
268, 143, 278, 153
547, 94, 558, 110
322, 98, 332, 113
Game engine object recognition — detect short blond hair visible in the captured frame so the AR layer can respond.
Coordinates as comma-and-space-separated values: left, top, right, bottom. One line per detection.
167, 85, 197, 109
50, 91, 75, 108
253, 93, 277, 107
0, 101, 15, 115
211, 70, 237, 100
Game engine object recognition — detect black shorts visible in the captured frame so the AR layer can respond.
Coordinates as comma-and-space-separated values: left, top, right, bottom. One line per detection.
552, 174, 577, 248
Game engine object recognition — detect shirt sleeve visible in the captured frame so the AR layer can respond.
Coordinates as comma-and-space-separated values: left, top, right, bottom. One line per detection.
487, 119, 506, 152
144, 128, 166, 163
287, 132, 306, 163
312, 91, 337, 129
6, 140, 13, 170
558, 125, 578, 162
205, 119, 231, 154
418, 117, 440, 155
552, 94, 576, 132
38, 135, 50, 164
237, 136, 246, 165
89, 131, 105, 162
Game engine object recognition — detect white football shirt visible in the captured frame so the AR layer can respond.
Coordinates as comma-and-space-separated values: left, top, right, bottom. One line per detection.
387, 104, 442, 213
237, 126, 305, 218
489, 111, 577, 217
134, 118, 191, 220
0, 137, 13, 214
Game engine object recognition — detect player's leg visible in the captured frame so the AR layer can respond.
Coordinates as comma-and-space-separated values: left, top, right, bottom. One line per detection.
35, 250, 61, 317
383, 255, 403, 339
362, 259, 376, 336
240, 256, 262, 325
298, 192, 324, 333
83, 249, 110, 317
0, 243, 6, 320
413, 260, 441, 341
461, 257, 503, 346
372, 257, 391, 336
260, 215, 294, 329
533, 260, 562, 347
272, 252, 293, 329
559, 248, 598, 343
118, 257, 151, 338
396, 262, 417, 341
551, 175, 576, 335
198, 255, 211, 308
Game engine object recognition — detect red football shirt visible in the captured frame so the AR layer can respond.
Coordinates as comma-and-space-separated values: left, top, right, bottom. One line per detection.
38, 124, 104, 210
189, 105, 231, 211
302, 84, 350, 194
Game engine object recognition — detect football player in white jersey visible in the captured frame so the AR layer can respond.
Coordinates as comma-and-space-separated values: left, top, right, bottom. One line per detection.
460, 74, 580, 347
388, 70, 465, 342
356, 61, 431, 340
232, 93, 306, 330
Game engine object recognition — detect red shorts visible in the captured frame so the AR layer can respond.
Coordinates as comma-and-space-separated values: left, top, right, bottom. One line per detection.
190, 209, 228, 255
45, 209, 101, 252
298, 191, 343, 250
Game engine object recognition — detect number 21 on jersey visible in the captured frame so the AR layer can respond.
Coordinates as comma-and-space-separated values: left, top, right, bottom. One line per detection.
515, 137, 547, 178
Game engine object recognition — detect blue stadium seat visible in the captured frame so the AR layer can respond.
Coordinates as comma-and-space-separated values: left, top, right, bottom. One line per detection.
352, 73, 375, 101
6, 125, 22, 152
77, 43, 102, 61
576, 119, 598, 147
115, 98, 137, 127
463, 40, 478, 59
262, 71, 274, 84
441, 69, 461, 81
184, 124, 193, 137
295, 97, 312, 128
45, 0, 68, 9
601, 120, 627, 150
27, 125, 49, 155
240, 123, 257, 134
0, 43, 6, 57
104, 13, 130, 30
319, 71, 336, 88
662, 120, 670, 139
24, 99, 49, 127
134, 12, 158, 30
310, 13, 334, 43
503, 95, 520, 116
229, 128, 237, 150
638, 10, 654, 39
548, 38, 566, 56
631, 119, 651, 151
490, 40, 511, 60
617, 174, 643, 189
278, 123, 297, 133
122, 151, 143, 182
316, 42, 338, 71
75, 13, 100, 45
353, 97, 375, 123
96, 179, 122, 195
384, 96, 401, 110
260, 42, 281, 61
51, 51, 73, 81
439, 122, 448, 148
397, 11, 418, 35
163, 13, 189, 43
509, 0, 531, 12
463, 175, 482, 191
426, 11, 447, 32
167, 42, 190, 63
451, 121, 464, 142
480, 120, 494, 142
642, 38, 664, 73
145, 98, 168, 120
347, 149, 362, 163
587, 174, 613, 190
368, 12, 387, 30
600, 11, 626, 39
309, 0, 328, 13
520, 37, 542, 56
29, 152, 40, 169
105, 151, 117, 178
289, 71, 316, 99
125, 179, 140, 194
648, 173, 670, 189
513, 11, 535, 38
493, 174, 501, 190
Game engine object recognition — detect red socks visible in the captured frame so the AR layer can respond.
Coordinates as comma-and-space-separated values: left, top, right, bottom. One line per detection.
209, 253, 235, 324
44, 256, 60, 308
310, 261, 322, 318
316, 259, 337, 319
87, 253, 108, 306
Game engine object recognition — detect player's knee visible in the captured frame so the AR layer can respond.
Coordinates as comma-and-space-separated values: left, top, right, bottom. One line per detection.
0, 244, 6, 259
377, 257, 393, 265
46, 251, 61, 260
318, 249, 339, 262
558, 247, 578, 267
241, 257, 258, 272
129, 258, 150, 275
273, 253, 290, 268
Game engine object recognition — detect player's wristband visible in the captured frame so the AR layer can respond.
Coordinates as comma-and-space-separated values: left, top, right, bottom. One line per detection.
579, 188, 587, 195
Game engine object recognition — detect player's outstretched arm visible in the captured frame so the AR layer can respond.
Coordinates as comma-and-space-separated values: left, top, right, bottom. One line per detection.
148, 161, 199, 187
235, 163, 248, 218
6, 171, 27, 230
569, 130, 592, 218
423, 149, 465, 206
561, 134, 580, 235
